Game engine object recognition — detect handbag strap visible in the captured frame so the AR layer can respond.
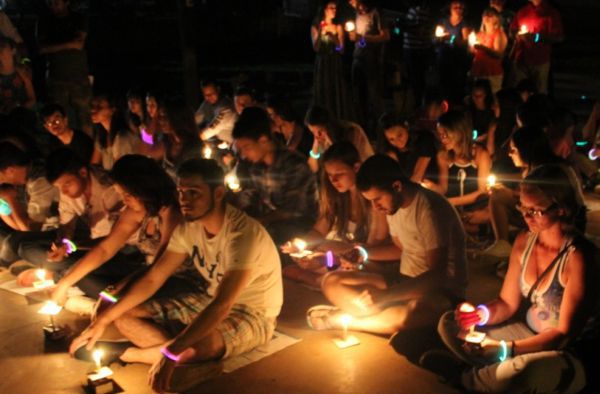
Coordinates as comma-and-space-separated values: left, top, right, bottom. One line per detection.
527, 242, 573, 303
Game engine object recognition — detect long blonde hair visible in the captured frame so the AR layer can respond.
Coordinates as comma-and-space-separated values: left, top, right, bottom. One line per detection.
438, 109, 474, 163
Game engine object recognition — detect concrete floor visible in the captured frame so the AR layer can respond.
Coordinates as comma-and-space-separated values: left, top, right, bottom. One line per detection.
0, 201, 598, 394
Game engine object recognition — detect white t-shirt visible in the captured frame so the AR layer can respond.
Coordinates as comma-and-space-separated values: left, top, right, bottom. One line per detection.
387, 188, 467, 293
167, 204, 283, 318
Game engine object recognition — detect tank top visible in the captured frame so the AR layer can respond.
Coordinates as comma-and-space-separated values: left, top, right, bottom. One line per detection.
447, 159, 478, 199
127, 214, 162, 264
471, 30, 503, 77
519, 232, 573, 333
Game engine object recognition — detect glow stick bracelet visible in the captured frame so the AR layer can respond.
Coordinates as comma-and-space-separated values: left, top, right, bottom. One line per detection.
99, 291, 118, 303
62, 238, 77, 255
160, 347, 182, 363
498, 340, 508, 361
476, 304, 490, 326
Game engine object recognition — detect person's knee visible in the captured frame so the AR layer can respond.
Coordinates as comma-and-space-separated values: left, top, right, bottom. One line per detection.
320, 271, 343, 294
191, 332, 226, 361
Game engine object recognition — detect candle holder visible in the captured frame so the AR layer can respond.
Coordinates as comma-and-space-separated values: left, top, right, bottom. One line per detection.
38, 301, 67, 340
84, 349, 123, 394
333, 314, 360, 349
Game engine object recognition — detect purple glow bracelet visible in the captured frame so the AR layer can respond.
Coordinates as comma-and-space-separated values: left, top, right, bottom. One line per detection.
99, 291, 118, 303
160, 347, 182, 363
476, 304, 490, 326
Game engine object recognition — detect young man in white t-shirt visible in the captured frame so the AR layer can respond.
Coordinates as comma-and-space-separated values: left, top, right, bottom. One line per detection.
310, 154, 467, 338
69, 158, 283, 393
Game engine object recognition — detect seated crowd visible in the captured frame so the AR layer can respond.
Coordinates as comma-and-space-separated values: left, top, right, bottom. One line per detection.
0, 0, 599, 393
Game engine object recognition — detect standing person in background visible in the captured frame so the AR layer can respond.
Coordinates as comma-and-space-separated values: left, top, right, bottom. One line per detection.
347, 0, 389, 136
36, 0, 92, 135
509, 0, 564, 95
470, 8, 508, 94
401, 0, 433, 109
0, 36, 35, 114
311, 1, 353, 122
434, 0, 471, 104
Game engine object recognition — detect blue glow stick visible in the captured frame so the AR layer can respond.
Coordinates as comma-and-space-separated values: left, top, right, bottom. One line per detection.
498, 340, 508, 361
576, 141, 588, 147
472, 130, 479, 140
0, 198, 12, 215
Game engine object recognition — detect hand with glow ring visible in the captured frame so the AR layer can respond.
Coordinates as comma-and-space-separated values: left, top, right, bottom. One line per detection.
455, 302, 490, 330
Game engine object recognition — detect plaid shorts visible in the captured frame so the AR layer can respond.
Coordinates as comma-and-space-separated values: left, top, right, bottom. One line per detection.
145, 292, 276, 358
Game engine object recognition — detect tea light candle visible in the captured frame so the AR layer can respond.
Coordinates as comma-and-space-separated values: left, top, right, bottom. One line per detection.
487, 174, 497, 188
225, 173, 241, 192
468, 31, 478, 47
465, 331, 486, 344
435, 25, 446, 38
289, 238, 312, 259
202, 146, 212, 159
344, 21, 355, 32
33, 269, 55, 289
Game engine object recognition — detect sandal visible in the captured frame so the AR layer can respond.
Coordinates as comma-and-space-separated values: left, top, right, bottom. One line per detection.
306, 305, 340, 331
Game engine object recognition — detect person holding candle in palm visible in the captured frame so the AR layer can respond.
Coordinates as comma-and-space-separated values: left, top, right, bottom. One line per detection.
282, 142, 388, 289
508, 0, 564, 95
424, 165, 598, 393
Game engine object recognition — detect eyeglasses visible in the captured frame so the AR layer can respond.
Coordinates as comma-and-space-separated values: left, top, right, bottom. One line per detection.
515, 203, 557, 218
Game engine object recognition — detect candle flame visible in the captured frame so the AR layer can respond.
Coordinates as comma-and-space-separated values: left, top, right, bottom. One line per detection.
38, 301, 62, 315
202, 146, 212, 159
435, 25, 446, 37
92, 349, 104, 367
217, 141, 229, 150
326, 250, 334, 268
344, 21, 355, 32
340, 314, 352, 327
35, 269, 46, 281
487, 174, 497, 187
468, 31, 478, 46
459, 302, 475, 313
292, 238, 307, 252
225, 173, 241, 192
519, 25, 529, 35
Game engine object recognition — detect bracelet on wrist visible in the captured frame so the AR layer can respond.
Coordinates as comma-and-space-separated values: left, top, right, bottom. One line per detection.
498, 340, 509, 362
354, 245, 369, 270
309, 150, 321, 160
61, 238, 78, 255
99, 290, 118, 303
476, 304, 490, 326
160, 347, 182, 363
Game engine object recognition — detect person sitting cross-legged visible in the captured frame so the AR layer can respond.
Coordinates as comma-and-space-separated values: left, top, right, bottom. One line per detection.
68, 158, 283, 393
307, 154, 467, 361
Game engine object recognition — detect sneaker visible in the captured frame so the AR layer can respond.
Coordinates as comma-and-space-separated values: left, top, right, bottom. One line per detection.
481, 240, 512, 259
419, 349, 465, 384
165, 361, 223, 392
73, 339, 133, 365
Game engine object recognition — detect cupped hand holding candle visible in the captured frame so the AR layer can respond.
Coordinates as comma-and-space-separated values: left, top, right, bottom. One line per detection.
456, 302, 489, 330
468, 31, 478, 47
344, 21, 355, 32
225, 173, 241, 192
435, 25, 447, 38
487, 174, 497, 188
202, 146, 213, 159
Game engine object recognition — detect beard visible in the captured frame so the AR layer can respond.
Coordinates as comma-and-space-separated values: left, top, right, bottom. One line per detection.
183, 195, 215, 222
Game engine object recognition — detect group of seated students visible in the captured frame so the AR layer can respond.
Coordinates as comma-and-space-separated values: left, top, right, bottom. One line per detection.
0, 76, 599, 393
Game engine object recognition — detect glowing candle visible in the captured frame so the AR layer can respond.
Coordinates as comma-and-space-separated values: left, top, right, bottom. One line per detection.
340, 314, 352, 340
344, 21, 355, 32
0, 198, 12, 215
202, 146, 212, 159
465, 331, 486, 344
518, 25, 529, 35
38, 300, 62, 316
92, 349, 103, 371
435, 25, 446, 37
487, 174, 497, 188
459, 302, 476, 333
292, 238, 307, 252
225, 173, 241, 192
33, 269, 55, 289
468, 31, 478, 46
217, 141, 229, 150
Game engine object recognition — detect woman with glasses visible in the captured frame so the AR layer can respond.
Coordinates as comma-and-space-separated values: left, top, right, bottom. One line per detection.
425, 164, 597, 393
310, 1, 352, 121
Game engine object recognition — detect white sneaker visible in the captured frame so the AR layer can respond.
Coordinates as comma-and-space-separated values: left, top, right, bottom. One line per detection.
482, 240, 512, 258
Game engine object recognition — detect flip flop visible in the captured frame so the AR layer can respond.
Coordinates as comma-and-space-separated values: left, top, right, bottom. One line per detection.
306, 305, 340, 331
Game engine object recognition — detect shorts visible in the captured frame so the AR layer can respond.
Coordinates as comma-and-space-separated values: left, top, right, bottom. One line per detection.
145, 291, 276, 359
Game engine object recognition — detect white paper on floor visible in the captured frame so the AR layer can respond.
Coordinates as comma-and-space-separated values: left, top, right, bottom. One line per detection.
0, 280, 84, 297
223, 331, 301, 373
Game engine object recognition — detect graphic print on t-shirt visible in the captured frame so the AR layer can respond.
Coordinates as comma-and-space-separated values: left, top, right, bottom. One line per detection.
190, 245, 224, 285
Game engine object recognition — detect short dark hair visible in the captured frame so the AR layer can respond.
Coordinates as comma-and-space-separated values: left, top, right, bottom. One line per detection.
110, 155, 178, 216
304, 105, 331, 127
356, 154, 408, 193
176, 158, 224, 191
232, 107, 272, 141
46, 147, 87, 183
200, 79, 219, 90
40, 103, 66, 120
266, 96, 297, 123
0, 141, 31, 171
235, 85, 257, 100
